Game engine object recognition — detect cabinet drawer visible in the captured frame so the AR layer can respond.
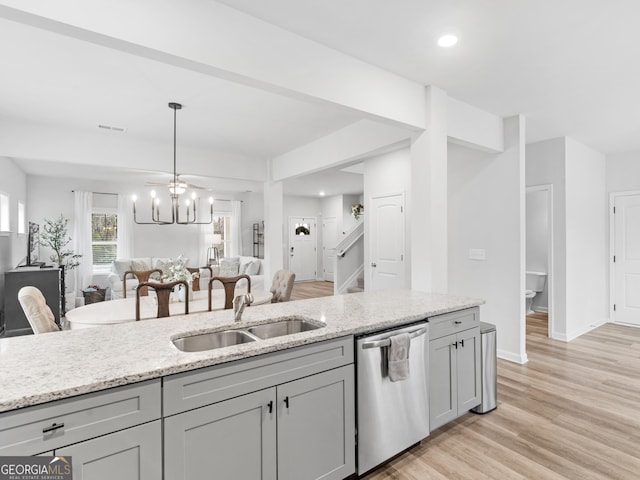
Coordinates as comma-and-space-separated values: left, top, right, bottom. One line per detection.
428, 307, 479, 340
0, 379, 161, 455
164, 337, 353, 416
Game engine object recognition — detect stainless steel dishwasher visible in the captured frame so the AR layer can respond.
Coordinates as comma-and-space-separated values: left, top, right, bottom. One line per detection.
356, 322, 430, 475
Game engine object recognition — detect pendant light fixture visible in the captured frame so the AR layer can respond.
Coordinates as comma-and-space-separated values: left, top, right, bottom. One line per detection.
132, 102, 214, 225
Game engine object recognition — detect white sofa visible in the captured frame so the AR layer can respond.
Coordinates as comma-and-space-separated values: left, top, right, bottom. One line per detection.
209, 256, 265, 291
107, 256, 264, 299
108, 257, 192, 299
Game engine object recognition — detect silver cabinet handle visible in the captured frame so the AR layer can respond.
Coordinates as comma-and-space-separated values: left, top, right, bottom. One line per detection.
361, 327, 427, 349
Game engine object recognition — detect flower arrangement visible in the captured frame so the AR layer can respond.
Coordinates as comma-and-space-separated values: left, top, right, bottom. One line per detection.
161, 255, 198, 283
352, 203, 364, 220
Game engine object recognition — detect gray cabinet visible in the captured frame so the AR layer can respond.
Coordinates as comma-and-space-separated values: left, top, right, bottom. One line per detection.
163, 338, 355, 480
55, 420, 162, 480
277, 366, 355, 480
0, 380, 162, 480
164, 388, 277, 480
3, 268, 61, 336
429, 308, 481, 431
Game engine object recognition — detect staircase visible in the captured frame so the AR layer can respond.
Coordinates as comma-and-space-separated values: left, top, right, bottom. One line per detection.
347, 276, 364, 293
334, 222, 364, 294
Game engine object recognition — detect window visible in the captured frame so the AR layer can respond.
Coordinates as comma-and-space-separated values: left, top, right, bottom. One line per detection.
17, 202, 25, 235
92, 210, 118, 271
0, 192, 9, 233
212, 215, 231, 258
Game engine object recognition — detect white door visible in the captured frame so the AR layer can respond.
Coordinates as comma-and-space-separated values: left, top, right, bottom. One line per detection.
370, 194, 405, 291
323, 217, 337, 281
289, 217, 317, 281
614, 194, 640, 325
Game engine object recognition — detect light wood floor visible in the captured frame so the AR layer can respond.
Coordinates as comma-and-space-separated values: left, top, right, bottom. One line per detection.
362, 313, 640, 479
289, 280, 334, 301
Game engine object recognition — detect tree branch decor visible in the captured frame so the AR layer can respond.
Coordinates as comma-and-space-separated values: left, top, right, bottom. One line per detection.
39, 215, 82, 271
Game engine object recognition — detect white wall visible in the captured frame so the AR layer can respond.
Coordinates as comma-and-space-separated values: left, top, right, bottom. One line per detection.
606, 150, 640, 193
283, 195, 322, 276
526, 188, 549, 310
364, 147, 412, 289
25, 174, 261, 283
527, 137, 608, 341
0, 157, 28, 325
448, 116, 526, 363
526, 138, 566, 338
565, 138, 608, 338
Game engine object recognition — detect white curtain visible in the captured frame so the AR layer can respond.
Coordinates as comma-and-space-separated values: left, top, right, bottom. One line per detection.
73, 191, 93, 295
117, 194, 134, 259
230, 200, 243, 257
199, 223, 210, 266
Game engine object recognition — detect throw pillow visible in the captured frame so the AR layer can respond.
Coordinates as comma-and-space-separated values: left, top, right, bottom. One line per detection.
245, 260, 261, 276
131, 259, 150, 272
220, 257, 240, 277
153, 258, 170, 279
113, 260, 131, 280
239, 258, 251, 275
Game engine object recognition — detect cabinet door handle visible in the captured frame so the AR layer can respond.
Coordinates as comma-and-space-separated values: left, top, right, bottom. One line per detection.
42, 422, 64, 434
452, 341, 458, 349
284, 396, 290, 408
454, 320, 462, 325
267, 401, 273, 414
460, 339, 465, 348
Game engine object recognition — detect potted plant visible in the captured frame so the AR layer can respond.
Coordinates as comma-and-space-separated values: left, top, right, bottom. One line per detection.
39, 215, 82, 271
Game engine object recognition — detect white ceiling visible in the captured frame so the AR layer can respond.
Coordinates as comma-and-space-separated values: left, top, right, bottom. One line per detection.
3, 1, 640, 198
219, 0, 640, 155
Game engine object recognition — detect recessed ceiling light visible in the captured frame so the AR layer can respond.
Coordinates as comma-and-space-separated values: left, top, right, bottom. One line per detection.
437, 34, 458, 48
319, 191, 326, 197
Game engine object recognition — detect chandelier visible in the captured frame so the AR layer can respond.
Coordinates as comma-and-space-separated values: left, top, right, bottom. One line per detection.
132, 102, 214, 225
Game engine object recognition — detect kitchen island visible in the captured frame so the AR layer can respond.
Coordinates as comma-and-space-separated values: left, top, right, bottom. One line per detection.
0, 290, 484, 479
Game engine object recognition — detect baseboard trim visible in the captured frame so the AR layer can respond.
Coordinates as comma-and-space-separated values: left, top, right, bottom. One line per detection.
532, 306, 548, 313
498, 349, 528, 364
555, 318, 609, 342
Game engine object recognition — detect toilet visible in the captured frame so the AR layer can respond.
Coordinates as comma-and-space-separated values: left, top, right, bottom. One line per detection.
525, 271, 547, 314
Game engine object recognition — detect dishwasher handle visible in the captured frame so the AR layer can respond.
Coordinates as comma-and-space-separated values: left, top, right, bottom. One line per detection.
361, 326, 427, 350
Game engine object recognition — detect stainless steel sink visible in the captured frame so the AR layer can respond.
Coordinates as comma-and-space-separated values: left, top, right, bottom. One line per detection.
247, 317, 324, 339
172, 330, 256, 352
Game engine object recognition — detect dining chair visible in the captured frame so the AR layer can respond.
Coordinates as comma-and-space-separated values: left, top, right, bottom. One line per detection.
135, 280, 189, 320
208, 274, 251, 311
270, 270, 296, 303
123, 269, 163, 298
187, 266, 213, 292
17, 286, 61, 334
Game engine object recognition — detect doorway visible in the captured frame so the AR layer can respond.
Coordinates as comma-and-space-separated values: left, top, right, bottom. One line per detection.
611, 192, 640, 326
288, 216, 317, 282
525, 185, 553, 338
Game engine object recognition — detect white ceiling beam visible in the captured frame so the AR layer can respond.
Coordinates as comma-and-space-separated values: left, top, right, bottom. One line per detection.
0, 1, 427, 131
0, 119, 267, 182
448, 97, 504, 153
271, 119, 411, 182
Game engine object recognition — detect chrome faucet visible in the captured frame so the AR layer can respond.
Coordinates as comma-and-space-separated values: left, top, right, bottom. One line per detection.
233, 293, 254, 322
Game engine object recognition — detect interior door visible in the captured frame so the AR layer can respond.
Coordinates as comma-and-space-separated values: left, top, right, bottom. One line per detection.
369, 194, 405, 291
323, 216, 337, 281
289, 217, 316, 281
614, 194, 640, 325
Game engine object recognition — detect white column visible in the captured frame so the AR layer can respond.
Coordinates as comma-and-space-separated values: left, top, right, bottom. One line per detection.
410, 86, 448, 293
263, 180, 284, 284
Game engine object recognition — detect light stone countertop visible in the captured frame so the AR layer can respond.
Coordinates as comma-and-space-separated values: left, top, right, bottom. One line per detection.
0, 290, 483, 413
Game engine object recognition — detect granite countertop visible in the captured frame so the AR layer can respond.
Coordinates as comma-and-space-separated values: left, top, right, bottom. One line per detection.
0, 290, 483, 413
